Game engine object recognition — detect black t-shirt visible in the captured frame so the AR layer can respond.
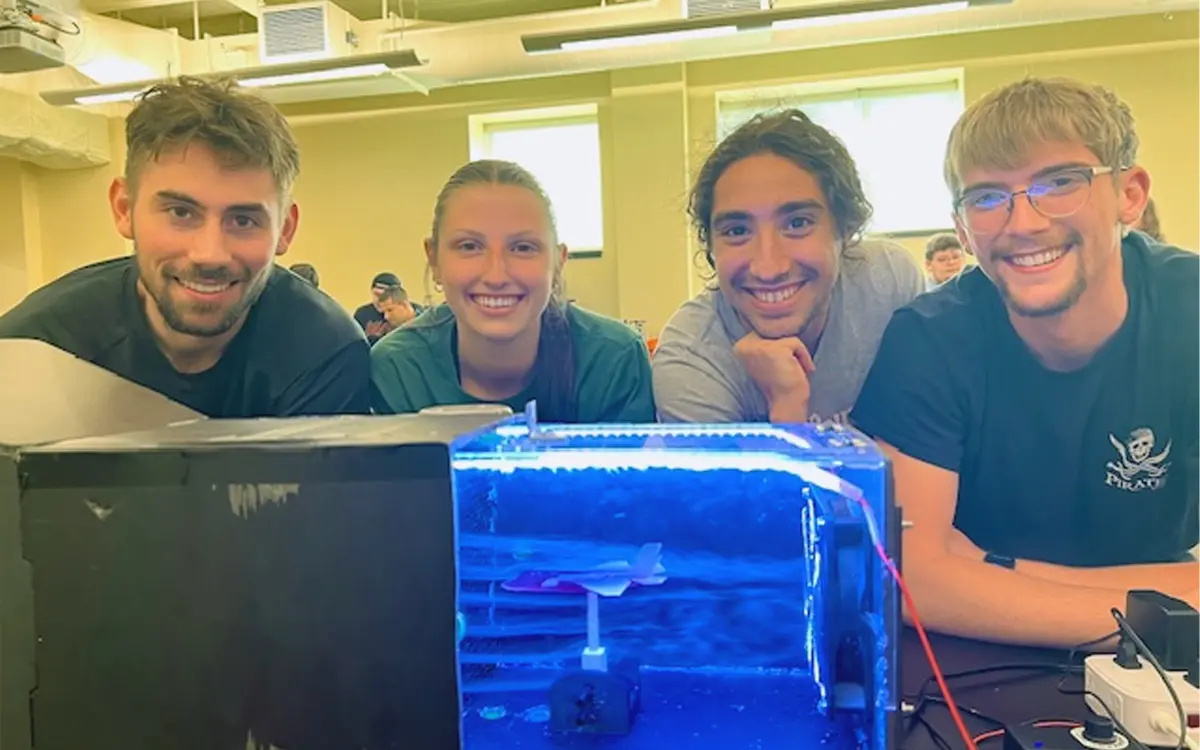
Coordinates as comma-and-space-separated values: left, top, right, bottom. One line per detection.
354, 300, 425, 345
0, 257, 371, 418
354, 303, 389, 345
851, 234, 1198, 567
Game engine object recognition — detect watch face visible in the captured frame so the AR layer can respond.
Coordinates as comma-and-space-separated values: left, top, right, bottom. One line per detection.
985, 552, 1016, 569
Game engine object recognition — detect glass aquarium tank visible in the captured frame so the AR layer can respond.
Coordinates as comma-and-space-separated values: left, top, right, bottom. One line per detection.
1, 382, 898, 750
450, 407, 899, 750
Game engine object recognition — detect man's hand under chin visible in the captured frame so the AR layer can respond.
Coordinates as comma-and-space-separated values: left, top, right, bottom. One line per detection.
733, 331, 815, 423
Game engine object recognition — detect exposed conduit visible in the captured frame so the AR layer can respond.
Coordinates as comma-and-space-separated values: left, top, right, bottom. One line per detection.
0, 86, 111, 169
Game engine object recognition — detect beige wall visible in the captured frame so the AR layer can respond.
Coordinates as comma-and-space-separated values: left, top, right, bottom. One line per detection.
0, 158, 45, 314
0, 118, 125, 312
36, 165, 128, 281
8, 12, 1198, 336
289, 108, 469, 307
0, 158, 27, 312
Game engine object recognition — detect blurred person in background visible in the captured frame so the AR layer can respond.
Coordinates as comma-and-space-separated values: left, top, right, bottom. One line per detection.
924, 233, 966, 289
1133, 196, 1164, 242
289, 262, 320, 288
354, 272, 405, 344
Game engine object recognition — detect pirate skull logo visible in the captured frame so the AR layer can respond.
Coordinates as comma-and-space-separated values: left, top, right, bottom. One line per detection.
1107, 428, 1171, 482
1127, 428, 1155, 464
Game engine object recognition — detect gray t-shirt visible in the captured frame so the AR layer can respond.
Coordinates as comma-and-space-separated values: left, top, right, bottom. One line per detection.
652, 238, 923, 424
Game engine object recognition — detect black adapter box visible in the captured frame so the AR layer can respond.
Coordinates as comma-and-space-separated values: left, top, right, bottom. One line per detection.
1127, 589, 1199, 674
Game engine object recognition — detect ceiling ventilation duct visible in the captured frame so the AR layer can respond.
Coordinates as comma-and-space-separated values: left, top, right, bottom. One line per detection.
684, 0, 771, 18
259, 0, 362, 64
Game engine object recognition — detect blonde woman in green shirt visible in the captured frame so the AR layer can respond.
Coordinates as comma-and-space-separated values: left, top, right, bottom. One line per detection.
370, 159, 655, 423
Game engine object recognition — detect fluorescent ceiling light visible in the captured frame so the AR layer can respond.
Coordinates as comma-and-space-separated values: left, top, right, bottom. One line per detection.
74, 90, 143, 106
560, 25, 739, 52
41, 50, 423, 107
74, 58, 162, 87
772, 0, 969, 31
522, 0, 1008, 55
237, 63, 391, 88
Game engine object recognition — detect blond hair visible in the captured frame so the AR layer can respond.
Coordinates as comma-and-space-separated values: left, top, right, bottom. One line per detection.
124, 76, 300, 197
944, 77, 1138, 198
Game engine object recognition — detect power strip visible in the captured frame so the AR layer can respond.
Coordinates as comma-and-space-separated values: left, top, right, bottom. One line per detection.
1085, 654, 1200, 749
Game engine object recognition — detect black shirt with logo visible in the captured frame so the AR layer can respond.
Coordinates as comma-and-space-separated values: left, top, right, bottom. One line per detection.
0, 257, 371, 418
851, 233, 1198, 567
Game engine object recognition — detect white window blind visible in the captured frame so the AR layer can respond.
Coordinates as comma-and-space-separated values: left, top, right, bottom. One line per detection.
717, 80, 963, 234
472, 113, 604, 253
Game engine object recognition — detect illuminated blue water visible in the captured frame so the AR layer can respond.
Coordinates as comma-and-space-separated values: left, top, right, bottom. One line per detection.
461, 669, 854, 749
452, 464, 861, 750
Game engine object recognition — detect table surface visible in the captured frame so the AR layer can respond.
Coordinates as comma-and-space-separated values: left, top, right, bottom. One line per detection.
899, 628, 1089, 749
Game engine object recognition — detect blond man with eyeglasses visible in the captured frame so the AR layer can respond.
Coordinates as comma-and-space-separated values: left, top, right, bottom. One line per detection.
850, 77, 1198, 649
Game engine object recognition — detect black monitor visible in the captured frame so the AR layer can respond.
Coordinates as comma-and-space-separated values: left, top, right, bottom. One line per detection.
1, 340, 202, 750
0, 341, 492, 750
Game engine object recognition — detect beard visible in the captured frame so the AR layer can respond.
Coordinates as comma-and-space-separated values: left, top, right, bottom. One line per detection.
1001, 271, 1087, 318
134, 242, 272, 338
990, 228, 1088, 319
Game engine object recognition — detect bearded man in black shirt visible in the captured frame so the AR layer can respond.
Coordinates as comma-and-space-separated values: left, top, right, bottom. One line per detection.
0, 77, 369, 417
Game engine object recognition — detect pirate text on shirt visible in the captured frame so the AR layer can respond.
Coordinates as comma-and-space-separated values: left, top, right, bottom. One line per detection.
1105, 427, 1172, 493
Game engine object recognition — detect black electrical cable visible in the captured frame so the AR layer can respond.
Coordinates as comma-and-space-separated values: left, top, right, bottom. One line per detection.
902, 663, 1069, 750
913, 662, 1075, 705
1055, 629, 1153, 750
922, 695, 1005, 728
905, 630, 1134, 750
1111, 608, 1188, 750
1056, 630, 1121, 694
908, 712, 954, 750
906, 661, 1075, 736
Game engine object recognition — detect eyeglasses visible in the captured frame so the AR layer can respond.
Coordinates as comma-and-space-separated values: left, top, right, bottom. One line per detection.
954, 165, 1116, 235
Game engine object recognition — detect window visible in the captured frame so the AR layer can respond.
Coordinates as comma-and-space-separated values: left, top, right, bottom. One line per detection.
469, 105, 604, 254
716, 72, 964, 234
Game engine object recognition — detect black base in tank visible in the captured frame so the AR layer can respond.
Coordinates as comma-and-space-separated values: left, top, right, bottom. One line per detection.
460, 667, 858, 749
549, 658, 642, 737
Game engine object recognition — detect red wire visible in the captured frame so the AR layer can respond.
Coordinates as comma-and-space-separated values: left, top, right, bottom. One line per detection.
974, 721, 1080, 745
883, 553, 979, 750
852, 495, 980, 750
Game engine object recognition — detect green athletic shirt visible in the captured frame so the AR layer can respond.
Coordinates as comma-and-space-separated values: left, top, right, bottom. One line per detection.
370, 303, 655, 423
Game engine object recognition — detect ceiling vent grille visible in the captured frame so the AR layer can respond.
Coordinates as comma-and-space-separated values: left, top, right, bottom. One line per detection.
684, 0, 771, 18
260, 1, 358, 63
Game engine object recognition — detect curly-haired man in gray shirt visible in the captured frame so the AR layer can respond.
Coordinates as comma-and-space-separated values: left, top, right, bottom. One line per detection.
653, 109, 923, 424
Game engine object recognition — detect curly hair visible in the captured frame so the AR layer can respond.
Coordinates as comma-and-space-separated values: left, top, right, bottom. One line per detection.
688, 108, 873, 270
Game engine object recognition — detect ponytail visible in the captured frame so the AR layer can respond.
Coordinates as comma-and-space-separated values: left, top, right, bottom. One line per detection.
531, 287, 576, 422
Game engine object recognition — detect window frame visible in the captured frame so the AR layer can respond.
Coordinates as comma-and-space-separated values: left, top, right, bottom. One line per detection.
468, 103, 605, 257
714, 69, 965, 237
